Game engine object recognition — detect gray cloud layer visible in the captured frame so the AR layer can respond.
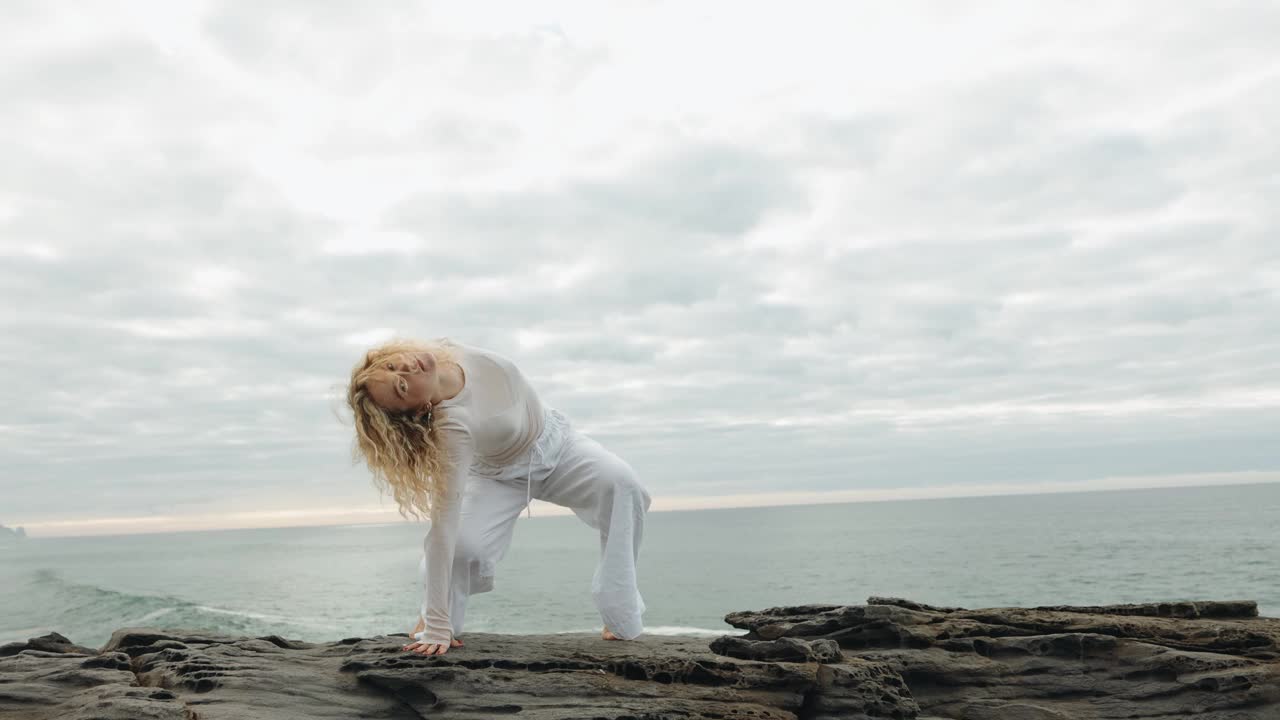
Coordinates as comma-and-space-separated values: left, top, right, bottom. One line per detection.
2, 2, 1278, 531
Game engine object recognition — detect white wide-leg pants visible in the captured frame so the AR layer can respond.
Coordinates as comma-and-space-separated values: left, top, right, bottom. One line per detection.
418, 407, 653, 640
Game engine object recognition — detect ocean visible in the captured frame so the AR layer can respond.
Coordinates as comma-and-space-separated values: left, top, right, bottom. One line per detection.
3, 482, 1278, 650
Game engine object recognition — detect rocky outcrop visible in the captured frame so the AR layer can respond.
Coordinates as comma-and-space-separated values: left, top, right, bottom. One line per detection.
1, 598, 1277, 719
721, 597, 1280, 719
0, 524, 26, 543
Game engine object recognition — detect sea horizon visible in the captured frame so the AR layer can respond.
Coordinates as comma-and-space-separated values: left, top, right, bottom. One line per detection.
8, 475, 1280, 540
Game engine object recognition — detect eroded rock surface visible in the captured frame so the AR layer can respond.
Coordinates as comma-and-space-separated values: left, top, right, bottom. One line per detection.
1, 598, 1276, 719
726, 597, 1280, 719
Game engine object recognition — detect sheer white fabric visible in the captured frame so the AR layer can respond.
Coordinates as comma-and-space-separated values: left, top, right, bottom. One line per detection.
414, 340, 546, 645
415, 404, 652, 643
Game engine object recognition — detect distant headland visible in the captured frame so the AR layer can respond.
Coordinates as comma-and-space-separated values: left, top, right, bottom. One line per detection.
0, 524, 27, 543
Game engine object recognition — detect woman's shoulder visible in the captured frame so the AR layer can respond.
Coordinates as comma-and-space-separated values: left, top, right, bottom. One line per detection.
445, 339, 523, 381
436, 404, 472, 429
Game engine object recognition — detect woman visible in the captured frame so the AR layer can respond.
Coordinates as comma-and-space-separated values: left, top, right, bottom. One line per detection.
346, 336, 653, 656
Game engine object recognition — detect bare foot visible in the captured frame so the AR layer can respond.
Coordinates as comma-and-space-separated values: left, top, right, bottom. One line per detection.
602, 627, 623, 640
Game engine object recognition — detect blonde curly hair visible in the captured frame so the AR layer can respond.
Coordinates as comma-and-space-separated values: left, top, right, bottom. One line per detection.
346, 336, 462, 521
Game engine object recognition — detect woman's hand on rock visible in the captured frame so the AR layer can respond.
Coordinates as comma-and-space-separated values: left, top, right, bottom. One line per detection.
404, 617, 464, 654
403, 640, 449, 655
402, 637, 464, 655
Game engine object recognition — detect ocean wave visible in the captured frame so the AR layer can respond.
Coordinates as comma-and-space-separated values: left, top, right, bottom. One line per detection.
128, 607, 178, 625
0, 626, 53, 642
645, 625, 745, 637
6, 569, 747, 647
5, 569, 337, 646
191, 604, 333, 630
26, 568, 198, 620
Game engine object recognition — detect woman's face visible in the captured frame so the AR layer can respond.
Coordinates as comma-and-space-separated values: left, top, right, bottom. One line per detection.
365, 350, 437, 414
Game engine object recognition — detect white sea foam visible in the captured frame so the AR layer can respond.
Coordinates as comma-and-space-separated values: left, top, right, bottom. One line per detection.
553, 625, 746, 637
192, 604, 336, 631
646, 625, 748, 636
194, 604, 291, 621
128, 607, 177, 624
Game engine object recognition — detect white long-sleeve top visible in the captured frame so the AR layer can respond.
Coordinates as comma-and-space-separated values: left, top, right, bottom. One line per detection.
416, 340, 546, 645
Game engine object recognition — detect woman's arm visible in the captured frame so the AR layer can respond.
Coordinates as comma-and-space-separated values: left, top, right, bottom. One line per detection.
415, 416, 474, 646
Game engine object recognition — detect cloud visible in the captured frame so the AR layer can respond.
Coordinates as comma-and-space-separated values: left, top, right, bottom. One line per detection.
1, 1, 1278, 536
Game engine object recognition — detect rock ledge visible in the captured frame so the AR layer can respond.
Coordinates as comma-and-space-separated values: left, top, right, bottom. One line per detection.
2, 597, 1277, 719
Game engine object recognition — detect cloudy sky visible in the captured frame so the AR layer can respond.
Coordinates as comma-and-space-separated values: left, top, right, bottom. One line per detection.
3, 1, 1278, 537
